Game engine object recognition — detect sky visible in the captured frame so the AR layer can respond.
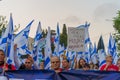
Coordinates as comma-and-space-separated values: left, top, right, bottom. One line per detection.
0, 0, 120, 49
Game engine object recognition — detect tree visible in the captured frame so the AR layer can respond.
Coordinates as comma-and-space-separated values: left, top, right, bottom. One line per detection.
0, 15, 7, 37
113, 10, 120, 55
51, 30, 55, 53
0, 15, 20, 37
42, 30, 46, 38
62, 24, 67, 35
113, 11, 120, 33
60, 24, 67, 48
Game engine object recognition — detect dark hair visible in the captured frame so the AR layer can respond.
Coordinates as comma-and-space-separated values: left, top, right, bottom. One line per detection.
117, 58, 120, 64
0, 49, 4, 54
41, 60, 45, 62
83, 64, 90, 68
19, 64, 26, 70
78, 58, 86, 68
79, 58, 86, 63
0, 49, 5, 57
63, 58, 69, 63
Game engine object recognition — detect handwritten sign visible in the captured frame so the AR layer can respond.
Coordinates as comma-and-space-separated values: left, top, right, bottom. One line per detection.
68, 27, 85, 52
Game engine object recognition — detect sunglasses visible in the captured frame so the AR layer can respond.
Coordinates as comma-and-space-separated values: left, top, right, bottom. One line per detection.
25, 62, 31, 64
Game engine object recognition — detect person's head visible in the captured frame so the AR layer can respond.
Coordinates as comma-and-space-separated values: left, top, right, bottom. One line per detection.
106, 55, 113, 63
117, 58, 120, 68
62, 59, 70, 69
94, 63, 99, 70
39, 60, 44, 70
89, 62, 94, 69
78, 58, 86, 68
0, 50, 5, 65
27, 55, 34, 63
24, 58, 33, 70
51, 56, 60, 70
83, 64, 90, 71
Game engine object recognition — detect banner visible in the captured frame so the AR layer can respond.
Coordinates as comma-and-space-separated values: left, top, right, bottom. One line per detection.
4, 70, 120, 80
57, 70, 120, 80
68, 27, 85, 52
5, 70, 56, 80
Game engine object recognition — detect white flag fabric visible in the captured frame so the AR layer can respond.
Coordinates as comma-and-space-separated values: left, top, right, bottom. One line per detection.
33, 22, 43, 67
98, 49, 106, 69
91, 43, 98, 64
14, 20, 34, 49
0, 14, 14, 52
53, 23, 60, 56
0, 14, 15, 65
44, 27, 52, 69
33, 22, 42, 49
14, 20, 34, 56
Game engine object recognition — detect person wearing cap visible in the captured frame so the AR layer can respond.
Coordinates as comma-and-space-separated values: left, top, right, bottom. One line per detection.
100, 55, 118, 71
0, 49, 16, 71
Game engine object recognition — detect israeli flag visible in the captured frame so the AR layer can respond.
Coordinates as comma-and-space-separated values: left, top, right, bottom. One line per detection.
69, 51, 76, 69
89, 42, 93, 57
59, 44, 66, 55
0, 14, 15, 65
14, 20, 34, 55
33, 22, 42, 49
53, 23, 60, 56
98, 49, 106, 68
33, 22, 42, 60
33, 22, 43, 67
7, 36, 15, 65
44, 27, 52, 69
91, 43, 98, 64
0, 14, 14, 52
108, 34, 116, 57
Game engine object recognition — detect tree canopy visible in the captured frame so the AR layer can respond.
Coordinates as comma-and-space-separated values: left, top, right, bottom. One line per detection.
0, 15, 7, 37
60, 24, 67, 48
113, 10, 120, 54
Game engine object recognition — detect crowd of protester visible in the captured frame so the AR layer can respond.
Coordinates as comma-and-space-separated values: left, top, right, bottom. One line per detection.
1, 47, 120, 73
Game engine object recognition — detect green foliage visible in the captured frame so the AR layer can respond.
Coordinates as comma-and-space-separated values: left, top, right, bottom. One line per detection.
113, 11, 120, 33
113, 10, 120, 55
51, 43, 55, 53
0, 16, 7, 37
60, 24, 67, 48
62, 24, 67, 35
42, 30, 46, 38
0, 15, 20, 37
14, 24, 20, 33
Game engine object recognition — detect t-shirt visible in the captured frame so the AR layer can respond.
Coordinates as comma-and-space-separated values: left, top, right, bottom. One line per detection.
0, 63, 16, 70
62, 68, 72, 71
100, 64, 118, 71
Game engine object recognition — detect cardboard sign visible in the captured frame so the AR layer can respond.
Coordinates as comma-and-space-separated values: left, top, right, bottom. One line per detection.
68, 27, 85, 52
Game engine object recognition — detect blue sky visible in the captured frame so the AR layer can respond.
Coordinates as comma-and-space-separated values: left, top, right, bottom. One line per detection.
0, 0, 120, 47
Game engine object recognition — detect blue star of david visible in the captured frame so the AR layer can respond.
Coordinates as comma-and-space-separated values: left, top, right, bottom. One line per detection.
23, 30, 29, 38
